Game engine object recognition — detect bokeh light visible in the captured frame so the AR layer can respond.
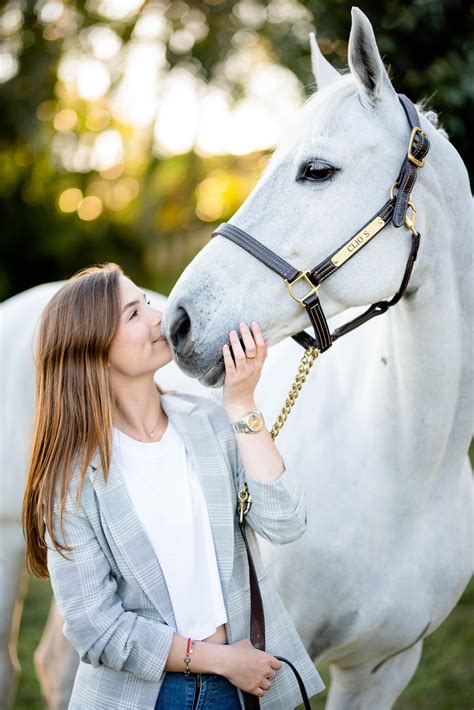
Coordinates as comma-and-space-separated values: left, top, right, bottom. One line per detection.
58, 187, 83, 212
77, 194, 103, 220
39, 2, 65, 24
53, 108, 77, 131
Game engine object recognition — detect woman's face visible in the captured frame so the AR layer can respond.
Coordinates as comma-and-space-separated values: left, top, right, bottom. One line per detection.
108, 276, 172, 378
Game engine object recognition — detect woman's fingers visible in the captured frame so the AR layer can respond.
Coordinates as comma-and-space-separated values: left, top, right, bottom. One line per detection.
229, 329, 247, 368
239, 321, 257, 358
222, 343, 236, 375
250, 321, 266, 361
223, 322, 267, 401
228, 322, 266, 366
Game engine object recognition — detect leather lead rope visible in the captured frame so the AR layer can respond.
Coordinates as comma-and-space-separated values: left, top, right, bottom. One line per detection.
238, 511, 312, 710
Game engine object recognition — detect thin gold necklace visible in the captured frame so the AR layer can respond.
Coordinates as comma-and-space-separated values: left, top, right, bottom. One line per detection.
121, 410, 165, 442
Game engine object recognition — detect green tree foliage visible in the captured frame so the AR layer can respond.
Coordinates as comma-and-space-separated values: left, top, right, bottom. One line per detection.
0, 0, 471, 301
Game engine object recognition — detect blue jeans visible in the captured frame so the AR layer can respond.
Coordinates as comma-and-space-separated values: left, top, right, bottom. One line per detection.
155, 644, 241, 710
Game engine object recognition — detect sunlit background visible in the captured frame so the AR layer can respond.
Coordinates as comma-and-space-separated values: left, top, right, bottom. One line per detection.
1, 2, 473, 707
1, 0, 472, 300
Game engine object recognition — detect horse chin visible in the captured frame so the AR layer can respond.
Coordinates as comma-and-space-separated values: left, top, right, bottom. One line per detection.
199, 358, 225, 388
172, 351, 225, 388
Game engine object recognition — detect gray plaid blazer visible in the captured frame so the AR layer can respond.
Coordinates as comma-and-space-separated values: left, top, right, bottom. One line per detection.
46, 391, 325, 709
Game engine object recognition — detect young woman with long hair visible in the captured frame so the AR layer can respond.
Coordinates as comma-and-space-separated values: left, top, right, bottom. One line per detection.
22, 263, 324, 709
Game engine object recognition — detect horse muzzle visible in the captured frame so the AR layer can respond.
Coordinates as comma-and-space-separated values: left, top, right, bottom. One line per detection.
164, 304, 226, 385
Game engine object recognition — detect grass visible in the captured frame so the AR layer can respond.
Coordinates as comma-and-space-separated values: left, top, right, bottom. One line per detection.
13, 575, 473, 709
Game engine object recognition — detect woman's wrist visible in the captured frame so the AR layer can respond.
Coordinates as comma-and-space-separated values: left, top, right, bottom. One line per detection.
224, 398, 258, 420
193, 639, 231, 676
165, 636, 231, 675
211, 643, 232, 676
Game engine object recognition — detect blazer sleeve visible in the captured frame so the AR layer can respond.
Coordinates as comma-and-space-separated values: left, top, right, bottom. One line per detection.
45, 478, 175, 682
204, 398, 307, 544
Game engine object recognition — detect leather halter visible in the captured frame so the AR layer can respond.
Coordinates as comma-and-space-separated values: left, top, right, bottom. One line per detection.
212, 95, 430, 353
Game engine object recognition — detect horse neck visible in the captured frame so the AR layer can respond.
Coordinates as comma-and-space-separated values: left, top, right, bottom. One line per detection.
303, 186, 472, 481
376, 263, 469, 475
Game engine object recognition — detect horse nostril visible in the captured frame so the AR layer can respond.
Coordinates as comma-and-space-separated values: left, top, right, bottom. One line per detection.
169, 306, 193, 356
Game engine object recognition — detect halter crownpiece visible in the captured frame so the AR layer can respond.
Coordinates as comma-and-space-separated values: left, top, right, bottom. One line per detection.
212, 95, 430, 355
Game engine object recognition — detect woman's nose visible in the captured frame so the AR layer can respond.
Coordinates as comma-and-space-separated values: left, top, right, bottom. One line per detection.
149, 310, 162, 331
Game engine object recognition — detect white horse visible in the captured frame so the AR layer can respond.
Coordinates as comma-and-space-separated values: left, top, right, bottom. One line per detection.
162, 8, 473, 709
0, 7, 472, 709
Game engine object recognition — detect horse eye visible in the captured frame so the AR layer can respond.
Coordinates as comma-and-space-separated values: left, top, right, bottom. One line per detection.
298, 161, 336, 183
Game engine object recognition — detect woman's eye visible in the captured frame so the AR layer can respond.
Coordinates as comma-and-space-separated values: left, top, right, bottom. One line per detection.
298, 161, 336, 183
146, 298, 151, 305
129, 310, 138, 320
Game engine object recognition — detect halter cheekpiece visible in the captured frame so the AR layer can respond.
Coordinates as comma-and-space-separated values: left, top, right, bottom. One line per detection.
212, 95, 430, 354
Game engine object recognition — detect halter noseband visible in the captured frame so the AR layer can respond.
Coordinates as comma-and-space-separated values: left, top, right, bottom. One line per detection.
211, 95, 430, 353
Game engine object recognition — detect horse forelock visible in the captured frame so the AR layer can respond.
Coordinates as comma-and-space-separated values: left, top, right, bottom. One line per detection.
305, 77, 449, 142
305, 74, 360, 136
266, 75, 359, 169
269, 74, 449, 173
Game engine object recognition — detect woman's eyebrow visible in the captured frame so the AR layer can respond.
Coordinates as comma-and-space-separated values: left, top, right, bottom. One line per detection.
122, 292, 147, 313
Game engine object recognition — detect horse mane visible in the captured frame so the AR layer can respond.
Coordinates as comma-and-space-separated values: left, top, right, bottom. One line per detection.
306, 75, 359, 137
415, 99, 449, 139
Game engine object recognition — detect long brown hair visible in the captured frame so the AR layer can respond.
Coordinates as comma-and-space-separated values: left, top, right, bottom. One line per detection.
22, 263, 124, 578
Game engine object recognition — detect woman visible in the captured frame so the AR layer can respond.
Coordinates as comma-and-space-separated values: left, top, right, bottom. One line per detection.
22, 263, 325, 709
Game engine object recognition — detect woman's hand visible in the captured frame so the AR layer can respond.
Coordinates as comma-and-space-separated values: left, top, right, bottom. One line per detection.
222, 321, 268, 413
222, 319, 285, 484
220, 639, 282, 696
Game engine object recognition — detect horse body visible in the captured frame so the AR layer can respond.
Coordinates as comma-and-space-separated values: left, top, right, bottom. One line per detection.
256, 261, 472, 666
250, 197, 473, 703
163, 9, 473, 706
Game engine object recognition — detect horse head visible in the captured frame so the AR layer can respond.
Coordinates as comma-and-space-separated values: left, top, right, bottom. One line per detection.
163, 7, 461, 386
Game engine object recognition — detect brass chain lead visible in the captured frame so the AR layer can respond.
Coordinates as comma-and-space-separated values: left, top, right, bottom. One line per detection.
237, 345, 319, 520
270, 346, 320, 439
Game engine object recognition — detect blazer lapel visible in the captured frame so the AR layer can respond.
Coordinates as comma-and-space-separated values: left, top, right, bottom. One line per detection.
161, 394, 236, 600
88, 455, 176, 628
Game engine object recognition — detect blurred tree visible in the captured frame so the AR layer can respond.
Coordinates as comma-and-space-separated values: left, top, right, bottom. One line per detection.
0, 0, 471, 301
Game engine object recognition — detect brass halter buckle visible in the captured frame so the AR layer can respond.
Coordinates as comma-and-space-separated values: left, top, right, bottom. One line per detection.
285, 270, 320, 306
404, 200, 418, 235
407, 127, 428, 168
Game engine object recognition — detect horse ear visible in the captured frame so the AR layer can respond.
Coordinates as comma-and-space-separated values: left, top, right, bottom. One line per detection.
310, 31, 340, 90
348, 7, 396, 104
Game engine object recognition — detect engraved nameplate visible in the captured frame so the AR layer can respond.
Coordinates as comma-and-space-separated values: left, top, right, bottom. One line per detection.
331, 217, 386, 267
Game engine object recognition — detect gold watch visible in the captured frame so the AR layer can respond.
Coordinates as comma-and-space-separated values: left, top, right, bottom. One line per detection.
232, 411, 265, 433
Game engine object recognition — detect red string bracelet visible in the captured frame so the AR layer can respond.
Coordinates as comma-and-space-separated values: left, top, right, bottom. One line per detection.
184, 637, 195, 675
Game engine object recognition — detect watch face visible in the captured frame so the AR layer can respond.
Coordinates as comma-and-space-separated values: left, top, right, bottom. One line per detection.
247, 413, 263, 432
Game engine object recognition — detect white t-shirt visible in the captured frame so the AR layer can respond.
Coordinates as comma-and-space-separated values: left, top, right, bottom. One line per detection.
112, 421, 228, 640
